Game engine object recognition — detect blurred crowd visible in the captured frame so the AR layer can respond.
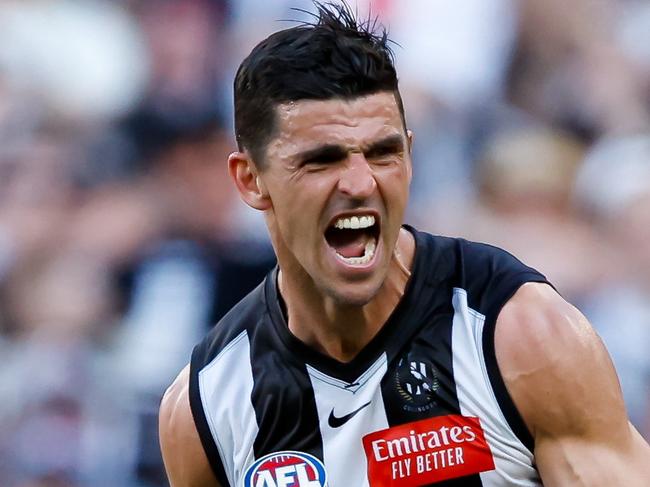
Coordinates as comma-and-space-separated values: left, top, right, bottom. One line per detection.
0, 0, 648, 486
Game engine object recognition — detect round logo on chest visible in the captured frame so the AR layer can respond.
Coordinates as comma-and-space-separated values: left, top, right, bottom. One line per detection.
395, 355, 440, 413
243, 451, 328, 487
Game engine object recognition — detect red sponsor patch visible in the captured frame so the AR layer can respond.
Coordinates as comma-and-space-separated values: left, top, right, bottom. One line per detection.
362, 415, 495, 486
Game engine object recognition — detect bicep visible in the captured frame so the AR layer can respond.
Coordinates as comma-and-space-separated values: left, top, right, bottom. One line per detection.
159, 365, 221, 487
495, 283, 650, 486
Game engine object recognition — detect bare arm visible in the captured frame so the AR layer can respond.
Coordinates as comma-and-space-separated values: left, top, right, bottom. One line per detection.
496, 282, 650, 486
159, 365, 221, 487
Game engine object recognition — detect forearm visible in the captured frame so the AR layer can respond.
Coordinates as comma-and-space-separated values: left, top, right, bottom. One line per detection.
536, 426, 650, 487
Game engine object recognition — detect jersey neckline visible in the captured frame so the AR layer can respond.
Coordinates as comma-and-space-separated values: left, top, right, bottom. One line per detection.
264, 225, 431, 383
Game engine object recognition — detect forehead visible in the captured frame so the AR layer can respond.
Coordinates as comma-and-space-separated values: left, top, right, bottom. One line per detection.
267, 92, 404, 158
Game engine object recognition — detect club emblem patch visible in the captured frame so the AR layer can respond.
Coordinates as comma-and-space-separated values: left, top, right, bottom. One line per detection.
395, 355, 440, 412
243, 451, 328, 487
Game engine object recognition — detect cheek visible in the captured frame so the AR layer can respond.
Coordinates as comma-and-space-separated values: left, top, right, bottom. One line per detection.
376, 165, 410, 203
271, 180, 329, 243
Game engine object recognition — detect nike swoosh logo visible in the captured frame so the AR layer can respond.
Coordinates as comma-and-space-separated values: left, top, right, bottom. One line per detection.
328, 401, 372, 428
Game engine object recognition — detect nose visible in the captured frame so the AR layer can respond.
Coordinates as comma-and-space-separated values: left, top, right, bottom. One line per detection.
337, 152, 377, 200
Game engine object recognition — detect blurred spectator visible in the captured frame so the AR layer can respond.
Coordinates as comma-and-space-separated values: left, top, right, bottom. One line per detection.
418, 124, 612, 302
0, 0, 148, 123
124, 0, 229, 163
389, 0, 517, 113
0, 1, 272, 485
573, 134, 650, 438
106, 122, 274, 485
510, 0, 649, 139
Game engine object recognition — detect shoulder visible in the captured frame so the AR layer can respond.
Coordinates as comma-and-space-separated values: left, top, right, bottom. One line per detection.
424, 231, 548, 316
495, 282, 615, 435
495, 283, 650, 483
457, 238, 537, 277
413, 229, 543, 281
159, 366, 220, 487
409, 229, 548, 321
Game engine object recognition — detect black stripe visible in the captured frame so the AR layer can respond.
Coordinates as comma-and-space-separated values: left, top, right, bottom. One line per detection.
189, 343, 231, 487
248, 318, 324, 460
380, 286, 460, 424
456, 238, 549, 453
379, 233, 484, 487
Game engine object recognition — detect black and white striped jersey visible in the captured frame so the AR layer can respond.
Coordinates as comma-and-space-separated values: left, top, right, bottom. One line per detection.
189, 227, 549, 487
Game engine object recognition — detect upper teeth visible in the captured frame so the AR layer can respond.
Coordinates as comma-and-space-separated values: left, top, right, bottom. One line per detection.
334, 215, 375, 230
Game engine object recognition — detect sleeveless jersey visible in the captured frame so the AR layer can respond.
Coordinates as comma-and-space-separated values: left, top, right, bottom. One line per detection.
189, 228, 549, 487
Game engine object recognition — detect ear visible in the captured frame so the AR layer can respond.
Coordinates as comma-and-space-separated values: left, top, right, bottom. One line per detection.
407, 130, 414, 152
406, 130, 414, 182
228, 151, 271, 211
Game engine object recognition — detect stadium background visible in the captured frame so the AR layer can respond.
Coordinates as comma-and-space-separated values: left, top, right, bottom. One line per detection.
1, 0, 649, 485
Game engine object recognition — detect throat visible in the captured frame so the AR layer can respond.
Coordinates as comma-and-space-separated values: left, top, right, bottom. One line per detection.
278, 228, 415, 363
278, 269, 383, 361
294, 307, 382, 363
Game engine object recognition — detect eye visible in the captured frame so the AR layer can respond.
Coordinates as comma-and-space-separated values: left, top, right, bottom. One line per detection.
365, 144, 403, 164
300, 148, 347, 170
303, 153, 343, 166
369, 147, 397, 158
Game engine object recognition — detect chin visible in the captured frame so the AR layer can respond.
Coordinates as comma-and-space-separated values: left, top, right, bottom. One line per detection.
322, 280, 384, 307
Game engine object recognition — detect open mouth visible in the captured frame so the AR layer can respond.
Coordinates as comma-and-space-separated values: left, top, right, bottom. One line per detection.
324, 214, 379, 266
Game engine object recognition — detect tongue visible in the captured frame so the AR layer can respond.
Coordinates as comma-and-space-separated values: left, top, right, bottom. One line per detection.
328, 230, 368, 258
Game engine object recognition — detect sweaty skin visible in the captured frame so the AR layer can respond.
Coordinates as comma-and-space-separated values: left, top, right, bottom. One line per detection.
159, 93, 650, 486
496, 282, 650, 486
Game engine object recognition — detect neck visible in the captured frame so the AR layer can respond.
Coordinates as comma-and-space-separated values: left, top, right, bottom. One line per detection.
278, 228, 415, 363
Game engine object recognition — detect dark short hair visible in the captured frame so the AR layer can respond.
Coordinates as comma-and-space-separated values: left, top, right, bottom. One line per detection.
233, 1, 404, 167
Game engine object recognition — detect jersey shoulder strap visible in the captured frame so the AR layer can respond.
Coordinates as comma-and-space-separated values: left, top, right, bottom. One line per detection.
454, 237, 550, 451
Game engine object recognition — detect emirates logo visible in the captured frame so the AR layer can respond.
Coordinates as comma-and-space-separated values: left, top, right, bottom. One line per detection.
362, 415, 496, 486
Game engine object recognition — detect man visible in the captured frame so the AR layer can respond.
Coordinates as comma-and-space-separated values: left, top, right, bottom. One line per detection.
159, 3, 650, 486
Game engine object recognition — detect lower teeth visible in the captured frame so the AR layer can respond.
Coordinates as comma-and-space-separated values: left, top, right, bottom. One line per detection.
337, 239, 376, 265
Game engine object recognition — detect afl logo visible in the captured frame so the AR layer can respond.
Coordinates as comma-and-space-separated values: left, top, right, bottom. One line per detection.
243, 451, 328, 487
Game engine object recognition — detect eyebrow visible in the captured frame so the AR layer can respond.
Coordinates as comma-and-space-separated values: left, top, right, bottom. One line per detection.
297, 144, 349, 165
294, 134, 405, 165
363, 134, 405, 158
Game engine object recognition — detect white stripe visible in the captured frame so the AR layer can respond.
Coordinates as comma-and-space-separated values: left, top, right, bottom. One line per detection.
199, 331, 258, 487
451, 288, 542, 487
307, 354, 390, 487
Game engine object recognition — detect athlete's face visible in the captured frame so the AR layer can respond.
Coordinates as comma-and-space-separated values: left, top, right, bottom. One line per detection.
233, 92, 412, 305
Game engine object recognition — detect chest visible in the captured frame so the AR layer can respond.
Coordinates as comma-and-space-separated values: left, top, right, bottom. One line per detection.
211, 294, 541, 486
